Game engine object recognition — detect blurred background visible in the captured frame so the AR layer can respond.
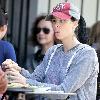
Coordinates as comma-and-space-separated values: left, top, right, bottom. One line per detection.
0, 0, 100, 67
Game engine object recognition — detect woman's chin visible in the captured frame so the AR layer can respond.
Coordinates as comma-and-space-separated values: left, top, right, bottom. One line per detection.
55, 35, 62, 40
38, 41, 47, 45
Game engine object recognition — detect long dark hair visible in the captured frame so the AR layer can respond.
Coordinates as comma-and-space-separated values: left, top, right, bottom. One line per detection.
71, 16, 87, 44
30, 15, 46, 46
89, 21, 100, 46
0, 8, 7, 27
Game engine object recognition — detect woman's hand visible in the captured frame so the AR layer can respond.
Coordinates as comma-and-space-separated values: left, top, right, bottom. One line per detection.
2, 59, 21, 73
0, 68, 8, 94
5, 70, 26, 85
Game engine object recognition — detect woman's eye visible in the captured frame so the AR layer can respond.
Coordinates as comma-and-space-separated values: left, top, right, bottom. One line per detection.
59, 20, 63, 23
51, 19, 56, 23
60, 20, 65, 23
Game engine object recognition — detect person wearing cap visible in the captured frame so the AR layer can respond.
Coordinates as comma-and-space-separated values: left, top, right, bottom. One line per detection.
2, 1, 99, 100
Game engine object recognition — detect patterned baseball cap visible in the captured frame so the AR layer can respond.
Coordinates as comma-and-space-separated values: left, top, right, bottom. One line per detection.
46, 1, 80, 20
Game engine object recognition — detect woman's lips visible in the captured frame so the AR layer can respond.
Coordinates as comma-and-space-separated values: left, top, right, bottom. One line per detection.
54, 32, 60, 38
55, 31, 59, 34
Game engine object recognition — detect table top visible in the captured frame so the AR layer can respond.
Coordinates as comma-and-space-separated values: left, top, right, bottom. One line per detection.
26, 91, 76, 95
7, 86, 51, 92
26, 91, 76, 100
7, 87, 76, 99
7, 87, 76, 95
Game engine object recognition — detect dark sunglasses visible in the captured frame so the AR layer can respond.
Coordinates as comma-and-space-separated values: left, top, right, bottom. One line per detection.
36, 27, 50, 34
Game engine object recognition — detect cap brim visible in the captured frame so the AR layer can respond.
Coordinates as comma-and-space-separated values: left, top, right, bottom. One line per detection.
45, 14, 55, 21
52, 12, 71, 20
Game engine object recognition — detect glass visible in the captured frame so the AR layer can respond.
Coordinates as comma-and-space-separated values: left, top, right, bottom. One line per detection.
36, 27, 50, 34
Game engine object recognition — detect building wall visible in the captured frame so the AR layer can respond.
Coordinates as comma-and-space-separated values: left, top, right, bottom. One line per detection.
5, 0, 100, 66
36, 0, 100, 27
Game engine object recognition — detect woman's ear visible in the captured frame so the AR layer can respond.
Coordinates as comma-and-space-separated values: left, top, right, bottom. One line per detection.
73, 21, 78, 28
0, 25, 7, 34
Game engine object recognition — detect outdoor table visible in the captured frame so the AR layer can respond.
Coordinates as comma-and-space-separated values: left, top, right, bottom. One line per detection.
26, 91, 76, 100
2, 87, 33, 100
2, 87, 76, 100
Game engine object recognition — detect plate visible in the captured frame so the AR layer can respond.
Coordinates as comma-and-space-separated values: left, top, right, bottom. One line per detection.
7, 83, 29, 88
7, 86, 51, 93
7, 87, 33, 92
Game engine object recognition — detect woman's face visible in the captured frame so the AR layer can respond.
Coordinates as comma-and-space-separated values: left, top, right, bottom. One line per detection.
52, 17, 78, 41
36, 19, 54, 45
0, 25, 7, 40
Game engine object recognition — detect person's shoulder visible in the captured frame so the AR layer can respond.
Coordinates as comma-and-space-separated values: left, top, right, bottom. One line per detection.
0, 40, 13, 46
0, 40, 15, 52
75, 44, 98, 66
79, 43, 96, 52
78, 43, 97, 57
0, 40, 6, 45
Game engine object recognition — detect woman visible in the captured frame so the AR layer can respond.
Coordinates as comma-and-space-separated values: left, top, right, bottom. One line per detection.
0, 9, 10, 99
89, 21, 100, 50
88, 21, 100, 81
0, 9, 16, 65
26, 15, 55, 72
88, 21, 100, 99
3, 1, 99, 100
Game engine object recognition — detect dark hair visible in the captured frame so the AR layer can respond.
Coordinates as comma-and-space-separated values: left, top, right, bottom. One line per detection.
0, 8, 7, 27
30, 15, 46, 46
71, 16, 87, 43
89, 21, 100, 46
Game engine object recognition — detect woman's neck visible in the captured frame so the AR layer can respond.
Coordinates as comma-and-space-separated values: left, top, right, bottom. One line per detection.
62, 36, 80, 52
41, 42, 54, 54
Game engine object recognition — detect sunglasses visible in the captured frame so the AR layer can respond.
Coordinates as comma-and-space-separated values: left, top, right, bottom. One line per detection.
36, 27, 50, 34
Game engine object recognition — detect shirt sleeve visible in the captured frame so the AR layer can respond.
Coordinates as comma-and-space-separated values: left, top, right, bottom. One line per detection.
21, 45, 56, 82
4, 41, 16, 62
20, 58, 48, 82
25, 49, 99, 93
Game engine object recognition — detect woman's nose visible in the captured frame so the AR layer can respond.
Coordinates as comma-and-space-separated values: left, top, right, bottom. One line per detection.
54, 23, 60, 28
52, 22, 60, 30
39, 30, 44, 35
